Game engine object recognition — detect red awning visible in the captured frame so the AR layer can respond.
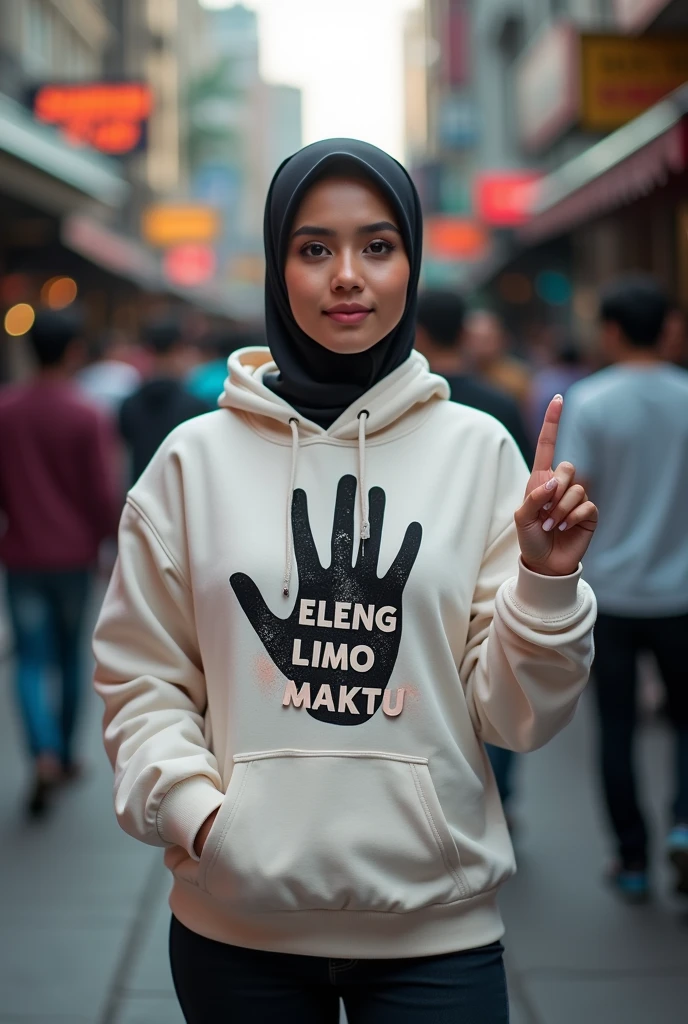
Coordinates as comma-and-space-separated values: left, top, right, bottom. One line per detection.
519, 84, 688, 245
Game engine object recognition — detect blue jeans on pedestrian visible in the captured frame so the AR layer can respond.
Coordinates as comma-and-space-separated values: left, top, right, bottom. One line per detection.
169, 915, 509, 1023
5, 568, 91, 768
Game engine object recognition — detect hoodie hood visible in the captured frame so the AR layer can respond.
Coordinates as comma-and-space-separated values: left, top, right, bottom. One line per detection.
220, 346, 450, 595
219, 346, 449, 442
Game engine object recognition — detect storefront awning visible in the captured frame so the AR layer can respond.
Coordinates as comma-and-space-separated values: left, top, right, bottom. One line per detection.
62, 214, 239, 319
520, 84, 688, 245
0, 92, 128, 209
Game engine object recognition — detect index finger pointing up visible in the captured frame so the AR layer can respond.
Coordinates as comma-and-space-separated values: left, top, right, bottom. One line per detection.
533, 395, 564, 472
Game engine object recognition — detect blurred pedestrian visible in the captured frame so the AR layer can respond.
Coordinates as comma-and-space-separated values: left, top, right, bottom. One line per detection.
660, 305, 688, 368
528, 336, 588, 444
78, 328, 142, 414
416, 289, 533, 465
94, 139, 597, 1023
186, 327, 264, 407
556, 274, 688, 902
185, 328, 235, 407
415, 288, 534, 823
119, 315, 211, 483
0, 309, 120, 816
463, 309, 532, 409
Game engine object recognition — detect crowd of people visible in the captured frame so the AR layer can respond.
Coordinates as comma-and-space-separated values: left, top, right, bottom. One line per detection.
1, 271, 686, 893
0, 143, 687, 1020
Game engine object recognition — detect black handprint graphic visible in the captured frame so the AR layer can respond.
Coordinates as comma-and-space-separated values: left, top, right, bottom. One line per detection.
230, 475, 422, 725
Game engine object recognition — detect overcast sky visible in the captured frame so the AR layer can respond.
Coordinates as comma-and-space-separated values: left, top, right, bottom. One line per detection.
200, 0, 421, 160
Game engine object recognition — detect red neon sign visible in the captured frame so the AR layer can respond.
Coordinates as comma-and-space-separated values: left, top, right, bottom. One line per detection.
163, 245, 217, 288
474, 172, 542, 227
33, 82, 153, 155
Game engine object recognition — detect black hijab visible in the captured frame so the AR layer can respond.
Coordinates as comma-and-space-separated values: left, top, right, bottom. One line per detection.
263, 138, 423, 428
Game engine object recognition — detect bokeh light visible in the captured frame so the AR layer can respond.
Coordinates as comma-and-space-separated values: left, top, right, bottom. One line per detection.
535, 270, 572, 306
573, 287, 598, 322
498, 272, 533, 304
4, 303, 36, 336
41, 276, 78, 309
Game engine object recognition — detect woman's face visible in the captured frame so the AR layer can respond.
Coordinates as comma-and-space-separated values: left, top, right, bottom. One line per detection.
284, 176, 410, 355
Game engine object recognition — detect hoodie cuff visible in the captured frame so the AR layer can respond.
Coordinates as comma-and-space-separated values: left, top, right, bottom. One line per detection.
512, 557, 584, 622
156, 776, 225, 861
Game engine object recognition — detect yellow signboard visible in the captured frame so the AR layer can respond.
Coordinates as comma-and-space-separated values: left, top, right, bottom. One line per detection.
142, 204, 221, 247
582, 35, 688, 132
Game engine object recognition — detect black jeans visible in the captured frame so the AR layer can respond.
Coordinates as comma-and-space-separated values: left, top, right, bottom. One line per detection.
169, 916, 509, 1023
593, 612, 688, 868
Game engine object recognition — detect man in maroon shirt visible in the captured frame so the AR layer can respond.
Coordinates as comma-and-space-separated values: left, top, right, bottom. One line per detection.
0, 309, 121, 816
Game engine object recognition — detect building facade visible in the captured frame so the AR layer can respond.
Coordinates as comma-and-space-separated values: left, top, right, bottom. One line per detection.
414, 0, 688, 341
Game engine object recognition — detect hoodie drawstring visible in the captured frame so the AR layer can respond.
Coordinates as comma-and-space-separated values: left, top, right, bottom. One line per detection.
358, 410, 370, 542
283, 417, 300, 597
283, 411, 370, 598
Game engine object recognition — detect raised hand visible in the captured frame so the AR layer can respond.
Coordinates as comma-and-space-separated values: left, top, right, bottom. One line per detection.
514, 395, 598, 577
230, 475, 422, 725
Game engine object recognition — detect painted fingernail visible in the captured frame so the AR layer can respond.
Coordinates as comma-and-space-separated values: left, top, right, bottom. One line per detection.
542, 518, 555, 532
543, 501, 553, 511
545, 477, 557, 491
558, 521, 568, 531
554, 393, 563, 402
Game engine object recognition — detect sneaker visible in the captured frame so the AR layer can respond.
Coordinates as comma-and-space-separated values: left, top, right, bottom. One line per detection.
607, 863, 650, 904
666, 825, 688, 896
26, 777, 57, 818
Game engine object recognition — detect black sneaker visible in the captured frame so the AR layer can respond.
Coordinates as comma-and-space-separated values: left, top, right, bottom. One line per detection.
26, 777, 56, 818
666, 825, 688, 896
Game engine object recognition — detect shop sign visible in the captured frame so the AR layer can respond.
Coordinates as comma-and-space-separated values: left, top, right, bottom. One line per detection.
32, 82, 152, 155
62, 215, 160, 284
516, 22, 580, 152
474, 172, 542, 227
142, 204, 221, 247
613, 0, 672, 32
443, 0, 470, 88
163, 244, 217, 288
438, 94, 478, 150
581, 35, 688, 132
424, 217, 488, 260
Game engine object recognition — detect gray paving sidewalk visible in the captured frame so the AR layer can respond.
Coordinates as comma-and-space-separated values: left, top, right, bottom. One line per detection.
0, 590, 686, 1022
503, 695, 688, 1024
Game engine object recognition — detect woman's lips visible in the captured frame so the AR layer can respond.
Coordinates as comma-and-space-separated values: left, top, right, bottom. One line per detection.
324, 309, 372, 325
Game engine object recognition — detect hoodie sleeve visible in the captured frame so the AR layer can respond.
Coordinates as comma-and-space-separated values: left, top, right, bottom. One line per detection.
92, 497, 224, 860
459, 433, 597, 753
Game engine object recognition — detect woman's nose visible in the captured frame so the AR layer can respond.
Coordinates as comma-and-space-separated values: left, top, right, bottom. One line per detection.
331, 251, 364, 292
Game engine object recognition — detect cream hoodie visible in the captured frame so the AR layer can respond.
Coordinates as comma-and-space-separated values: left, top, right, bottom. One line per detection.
93, 348, 596, 959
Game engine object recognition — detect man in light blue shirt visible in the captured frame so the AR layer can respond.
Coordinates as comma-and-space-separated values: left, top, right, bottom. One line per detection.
557, 275, 688, 903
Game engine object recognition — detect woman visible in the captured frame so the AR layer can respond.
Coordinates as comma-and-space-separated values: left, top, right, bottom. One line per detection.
93, 140, 597, 1023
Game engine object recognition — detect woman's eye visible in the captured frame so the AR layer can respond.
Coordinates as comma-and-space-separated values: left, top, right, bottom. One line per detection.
302, 242, 330, 258
365, 239, 395, 256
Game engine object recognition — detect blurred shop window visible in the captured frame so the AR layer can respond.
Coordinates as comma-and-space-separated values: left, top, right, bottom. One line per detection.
497, 15, 524, 157
23, 0, 53, 75
22, 0, 97, 80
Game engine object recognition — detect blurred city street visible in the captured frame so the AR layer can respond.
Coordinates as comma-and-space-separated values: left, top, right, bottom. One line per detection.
1, 589, 687, 1024
1, 0, 688, 1021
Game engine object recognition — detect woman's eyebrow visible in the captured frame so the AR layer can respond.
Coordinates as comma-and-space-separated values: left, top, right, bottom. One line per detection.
357, 221, 401, 235
291, 220, 401, 240
291, 225, 337, 239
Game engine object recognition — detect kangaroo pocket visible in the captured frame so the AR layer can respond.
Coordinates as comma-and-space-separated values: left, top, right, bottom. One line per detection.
196, 749, 470, 914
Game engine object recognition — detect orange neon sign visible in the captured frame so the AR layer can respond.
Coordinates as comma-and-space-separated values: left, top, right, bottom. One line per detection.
425, 217, 489, 260
33, 82, 153, 155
